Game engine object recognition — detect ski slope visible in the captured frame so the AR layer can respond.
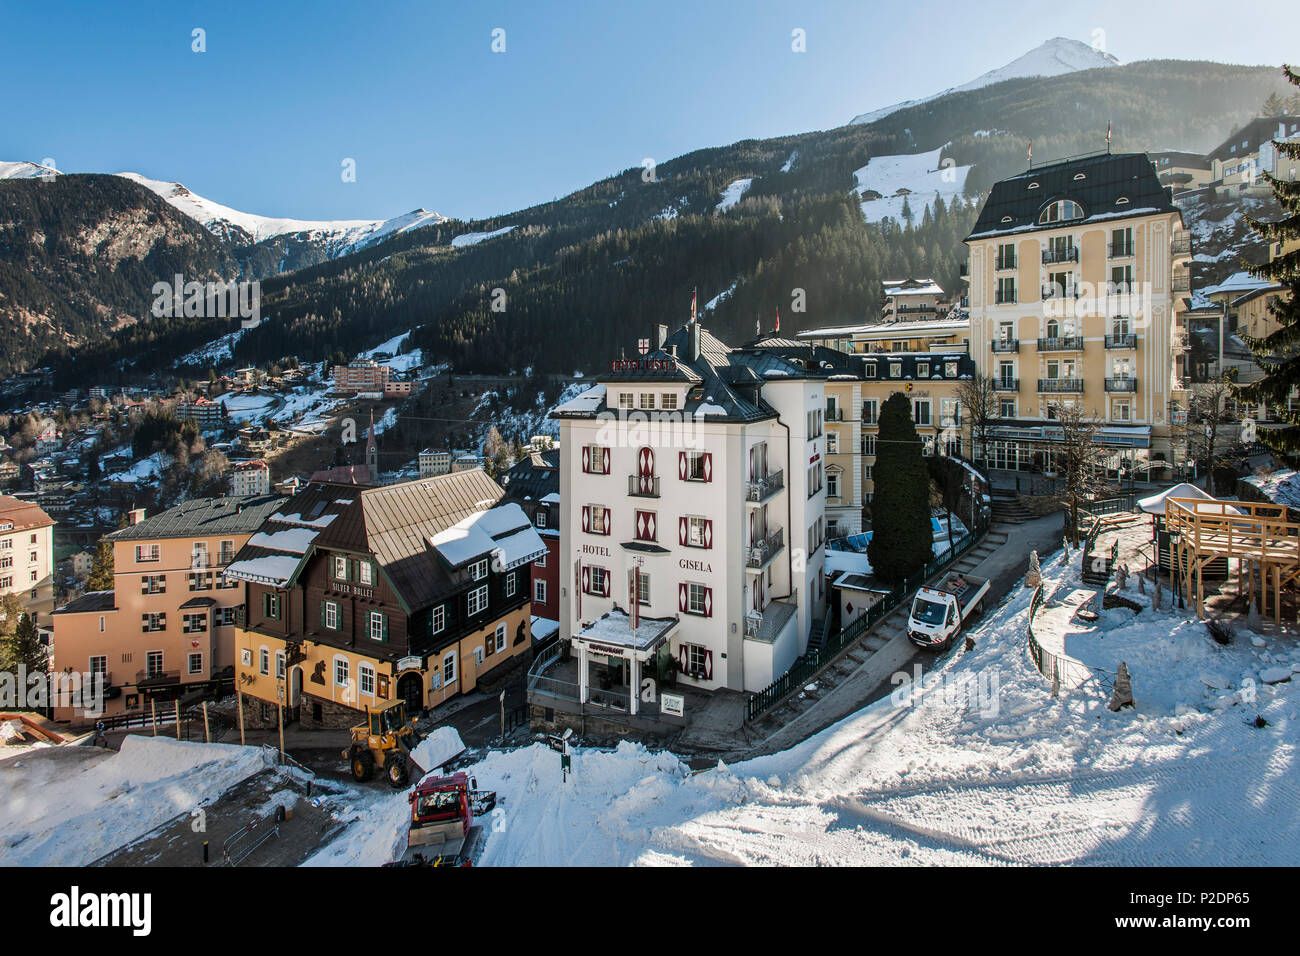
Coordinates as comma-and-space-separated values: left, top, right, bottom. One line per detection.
854, 147, 972, 224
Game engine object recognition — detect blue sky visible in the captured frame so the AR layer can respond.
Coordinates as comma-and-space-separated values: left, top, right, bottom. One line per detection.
1, 0, 1293, 223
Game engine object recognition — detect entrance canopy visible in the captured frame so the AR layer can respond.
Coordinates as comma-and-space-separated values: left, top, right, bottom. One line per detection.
571, 607, 677, 663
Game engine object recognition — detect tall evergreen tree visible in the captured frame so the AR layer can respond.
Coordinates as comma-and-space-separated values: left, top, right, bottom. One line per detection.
867, 393, 933, 584
86, 539, 115, 592
1234, 65, 1300, 464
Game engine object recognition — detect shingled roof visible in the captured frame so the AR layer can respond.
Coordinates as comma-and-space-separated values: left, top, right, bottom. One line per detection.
106, 495, 287, 541
0, 496, 54, 533
967, 151, 1177, 240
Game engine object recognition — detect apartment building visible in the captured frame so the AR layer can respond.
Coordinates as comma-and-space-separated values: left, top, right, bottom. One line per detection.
551, 321, 830, 699
418, 448, 452, 477
0, 496, 55, 627
332, 358, 411, 396
226, 471, 545, 729
1209, 115, 1300, 195
176, 397, 228, 430
1149, 150, 1213, 193
964, 151, 1191, 475
49, 495, 285, 723
230, 459, 271, 497
881, 278, 952, 321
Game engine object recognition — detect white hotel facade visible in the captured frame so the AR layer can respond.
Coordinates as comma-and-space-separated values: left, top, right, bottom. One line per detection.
553, 321, 831, 695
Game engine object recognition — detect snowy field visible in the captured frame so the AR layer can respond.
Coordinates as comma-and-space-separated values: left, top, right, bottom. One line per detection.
298, 545, 1300, 866
0, 737, 264, 867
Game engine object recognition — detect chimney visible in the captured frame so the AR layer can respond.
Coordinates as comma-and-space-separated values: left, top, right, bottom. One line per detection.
689, 323, 701, 362
128, 508, 145, 525
657, 324, 668, 349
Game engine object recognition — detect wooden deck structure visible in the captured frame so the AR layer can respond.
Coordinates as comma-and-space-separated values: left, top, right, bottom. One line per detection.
1165, 497, 1300, 623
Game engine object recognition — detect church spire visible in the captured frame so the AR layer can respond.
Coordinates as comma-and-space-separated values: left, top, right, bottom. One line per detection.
366, 408, 379, 483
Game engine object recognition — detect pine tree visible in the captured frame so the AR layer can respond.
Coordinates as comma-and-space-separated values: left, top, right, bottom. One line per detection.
86, 539, 115, 592
867, 393, 933, 584
0, 611, 46, 675
1234, 65, 1300, 464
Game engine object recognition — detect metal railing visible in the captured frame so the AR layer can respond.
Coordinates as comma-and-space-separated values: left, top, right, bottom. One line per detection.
223, 817, 280, 867
746, 528, 785, 569
1041, 284, 1080, 300
1104, 332, 1137, 349
1038, 378, 1084, 393
1042, 246, 1079, 264
1037, 336, 1083, 351
745, 469, 784, 503
627, 475, 660, 497
995, 254, 1017, 270
1171, 234, 1191, 257
1108, 241, 1135, 258
995, 289, 1018, 304
990, 339, 1019, 353
1172, 272, 1190, 292
1104, 377, 1138, 392
994, 378, 1020, 392
746, 517, 990, 722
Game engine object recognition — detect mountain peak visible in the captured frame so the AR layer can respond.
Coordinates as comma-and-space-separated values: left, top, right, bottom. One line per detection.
850, 36, 1120, 126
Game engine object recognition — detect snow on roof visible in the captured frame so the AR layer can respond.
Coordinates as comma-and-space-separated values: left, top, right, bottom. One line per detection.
1243, 469, 1300, 510
573, 608, 676, 651
246, 527, 320, 554
553, 384, 606, 413
223, 553, 303, 586
430, 502, 547, 570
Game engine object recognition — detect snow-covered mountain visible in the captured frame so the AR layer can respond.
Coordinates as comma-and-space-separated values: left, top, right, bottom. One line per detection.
0, 161, 447, 259
850, 37, 1120, 126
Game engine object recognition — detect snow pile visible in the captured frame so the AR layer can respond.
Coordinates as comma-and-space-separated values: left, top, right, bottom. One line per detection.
0, 737, 264, 866
1244, 469, 1300, 509
853, 147, 971, 224
411, 727, 466, 773
850, 37, 1119, 126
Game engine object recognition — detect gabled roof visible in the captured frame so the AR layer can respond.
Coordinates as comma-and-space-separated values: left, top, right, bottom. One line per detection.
967, 152, 1177, 240
105, 495, 285, 541
501, 448, 560, 502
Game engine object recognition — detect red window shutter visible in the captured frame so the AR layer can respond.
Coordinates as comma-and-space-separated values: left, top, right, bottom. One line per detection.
678, 643, 689, 672
581, 565, 590, 594
704, 650, 713, 680
603, 510, 611, 537
704, 519, 713, 549
581, 506, 590, 533
678, 516, 687, 547
602, 447, 611, 474
602, 569, 611, 597
678, 451, 687, 481
703, 586, 713, 618
678, 582, 687, 613
582, 446, 590, 473
702, 452, 712, 482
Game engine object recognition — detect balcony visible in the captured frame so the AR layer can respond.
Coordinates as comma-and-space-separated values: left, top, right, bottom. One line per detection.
1171, 234, 1192, 258
1037, 335, 1084, 352
995, 254, 1017, 271
136, 668, 181, 688
995, 289, 1018, 304
990, 338, 1019, 353
745, 469, 784, 504
993, 378, 1020, 392
627, 475, 661, 498
1105, 332, 1137, 349
1041, 283, 1079, 300
746, 528, 785, 570
1108, 241, 1135, 258
825, 407, 846, 422
1172, 271, 1190, 292
1038, 378, 1084, 393
1105, 377, 1138, 392
1042, 246, 1079, 265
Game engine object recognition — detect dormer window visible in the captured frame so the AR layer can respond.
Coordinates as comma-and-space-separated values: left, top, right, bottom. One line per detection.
1000, 216, 1014, 224
1038, 200, 1084, 224
1027, 182, 1040, 190
1073, 172, 1087, 181
1115, 196, 1130, 205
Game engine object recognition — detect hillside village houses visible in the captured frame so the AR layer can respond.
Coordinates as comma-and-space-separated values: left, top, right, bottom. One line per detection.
225, 470, 546, 729
418, 448, 452, 477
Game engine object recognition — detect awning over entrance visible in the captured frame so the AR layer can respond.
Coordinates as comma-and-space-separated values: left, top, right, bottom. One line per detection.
988, 423, 1151, 449
570, 607, 678, 716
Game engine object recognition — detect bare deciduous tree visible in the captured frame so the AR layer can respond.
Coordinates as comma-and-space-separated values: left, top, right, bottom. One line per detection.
1053, 401, 1106, 545
955, 373, 999, 467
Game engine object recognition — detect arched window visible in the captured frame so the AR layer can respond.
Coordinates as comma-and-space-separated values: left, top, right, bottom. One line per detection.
1046, 318, 1060, 339
1037, 200, 1084, 224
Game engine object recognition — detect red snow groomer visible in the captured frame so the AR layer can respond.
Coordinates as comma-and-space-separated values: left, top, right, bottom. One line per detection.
387, 771, 497, 867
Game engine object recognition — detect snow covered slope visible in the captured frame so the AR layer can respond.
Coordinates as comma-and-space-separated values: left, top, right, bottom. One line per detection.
115, 171, 446, 253
853, 146, 971, 223
850, 37, 1120, 126
0, 160, 58, 179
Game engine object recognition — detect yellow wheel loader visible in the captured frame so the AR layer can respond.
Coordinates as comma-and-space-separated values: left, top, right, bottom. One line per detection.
342, 700, 425, 789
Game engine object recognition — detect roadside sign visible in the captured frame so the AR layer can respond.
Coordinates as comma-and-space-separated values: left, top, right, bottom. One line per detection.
561, 754, 571, 773
547, 734, 565, 753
